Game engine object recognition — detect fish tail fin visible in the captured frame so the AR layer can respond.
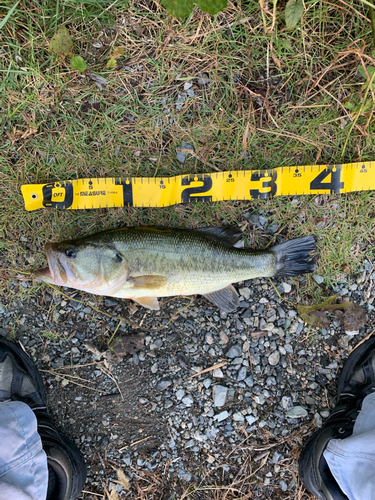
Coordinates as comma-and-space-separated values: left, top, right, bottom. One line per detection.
271, 235, 317, 277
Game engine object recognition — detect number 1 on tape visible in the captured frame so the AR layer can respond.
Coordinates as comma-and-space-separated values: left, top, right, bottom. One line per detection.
21, 162, 374, 211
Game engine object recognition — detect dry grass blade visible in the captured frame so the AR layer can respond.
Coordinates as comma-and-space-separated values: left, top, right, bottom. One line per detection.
116, 469, 130, 490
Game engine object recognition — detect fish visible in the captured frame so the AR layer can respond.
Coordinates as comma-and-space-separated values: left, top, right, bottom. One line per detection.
35, 226, 317, 312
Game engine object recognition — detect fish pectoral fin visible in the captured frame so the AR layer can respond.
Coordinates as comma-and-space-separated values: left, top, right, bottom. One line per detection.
203, 284, 240, 312
128, 275, 167, 289
195, 225, 244, 247
133, 296, 160, 310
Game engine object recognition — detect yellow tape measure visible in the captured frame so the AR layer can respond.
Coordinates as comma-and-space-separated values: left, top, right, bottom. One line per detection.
21, 161, 374, 211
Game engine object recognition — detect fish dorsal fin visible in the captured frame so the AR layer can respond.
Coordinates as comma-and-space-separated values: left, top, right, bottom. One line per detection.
203, 284, 240, 312
133, 296, 160, 310
195, 225, 244, 247
128, 275, 167, 289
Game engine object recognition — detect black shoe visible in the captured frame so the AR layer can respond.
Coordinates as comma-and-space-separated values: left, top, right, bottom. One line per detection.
299, 336, 375, 500
0, 338, 86, 500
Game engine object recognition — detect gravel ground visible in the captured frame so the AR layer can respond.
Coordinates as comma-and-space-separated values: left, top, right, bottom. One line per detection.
1, 242, 374, 499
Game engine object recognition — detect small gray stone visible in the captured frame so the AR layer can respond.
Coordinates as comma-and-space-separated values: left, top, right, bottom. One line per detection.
212, 368, 224, 378
313, 274, 324, 284
156, 379, 172, 391
279, 480, 288, 492
258, 215, 267, 226
314, 412, 323, 427
186, 88, 194, 97
203, 378, 212, 388
267, 223, 278, 234
0, 327, 9, 337
69, 300, 82, 311
246, 415, 256, 425
104, 298, 118, 307
226, 345, 242, 358
244, 375, 254, 387
237, 366, 247, 381
197, 72, 210, 85
286, 406, 308, 418
194, 430, 206, 441
281, 396, 293, 410
176, 389, 185, 400
175, 93, 186, 104
214, 411, 229, 422
176, 151, 186, 163
268, 351, 280, 366
182, 395, 194, 406
244, 213, 263, 228
232, 411, 245, 422
239, 287, 251, 300
254, 394, 266, 405
0, 305, 6, 314
184, 81, 193, 90
213, 385, 228, 407
282, 283, 292, 293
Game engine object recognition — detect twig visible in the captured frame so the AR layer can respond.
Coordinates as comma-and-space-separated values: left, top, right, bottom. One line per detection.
81, 491, 104, 498
257, 127, 321, 148
95, 361, 124, 400
40, 369, 102, 392
353, 328, 375, 351
107, 319, 122, 345
118, 436, 151, 451
268, 278, 295, 307
185, 361, 228, 380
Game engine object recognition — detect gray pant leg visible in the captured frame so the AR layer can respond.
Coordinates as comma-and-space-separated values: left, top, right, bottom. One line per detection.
324, 392, 375, 500
0, 401, 48, 500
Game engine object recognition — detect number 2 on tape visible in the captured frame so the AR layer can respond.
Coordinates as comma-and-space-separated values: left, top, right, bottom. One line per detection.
181, 174, 213, 203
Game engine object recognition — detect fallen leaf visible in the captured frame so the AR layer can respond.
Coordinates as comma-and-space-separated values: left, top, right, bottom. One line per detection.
116, 469, 130, 490
285, 0, 304, 28
106, 47, 124, 68
110, 46, 124, 59
70, 55, 87, 73
106, 334, 144, 362
106, 57, 117, 68
49, 26, 73, 56
335, 304, 367, 331
297, 296, 367, 331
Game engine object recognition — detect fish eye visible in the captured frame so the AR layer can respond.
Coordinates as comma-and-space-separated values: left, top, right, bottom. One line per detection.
115, 252, 123, 263
65, 247, 77, 259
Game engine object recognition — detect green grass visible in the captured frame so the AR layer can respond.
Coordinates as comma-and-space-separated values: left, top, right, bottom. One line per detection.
0, 0, 375, 307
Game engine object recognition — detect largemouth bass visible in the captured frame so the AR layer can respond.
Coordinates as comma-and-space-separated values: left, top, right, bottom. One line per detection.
35, 226, 317, 312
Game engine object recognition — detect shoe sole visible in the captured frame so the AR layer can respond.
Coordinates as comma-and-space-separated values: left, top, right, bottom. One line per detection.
0, 338, 47, 405
337, 335, 375, 398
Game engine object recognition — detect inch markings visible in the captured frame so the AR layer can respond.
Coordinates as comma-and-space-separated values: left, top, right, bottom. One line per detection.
21, 161, 374, 211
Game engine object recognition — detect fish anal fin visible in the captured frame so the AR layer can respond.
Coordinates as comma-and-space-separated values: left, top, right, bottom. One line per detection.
128, 275, 167, 289
133, 296, 160, 310
203, 284, 240, 312
195, 225, 244, 247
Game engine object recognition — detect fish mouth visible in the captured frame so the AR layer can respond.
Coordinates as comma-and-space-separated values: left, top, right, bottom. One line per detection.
35, 243, 68, 285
